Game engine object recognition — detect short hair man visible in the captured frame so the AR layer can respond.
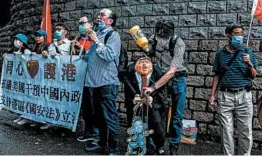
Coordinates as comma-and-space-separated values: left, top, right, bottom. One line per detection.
209, 24, 258, 155
84, 9, 121, 155
44, 23, 71, 57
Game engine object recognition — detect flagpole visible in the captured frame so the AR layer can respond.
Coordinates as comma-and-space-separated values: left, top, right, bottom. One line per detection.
246, 14, 254, 48
247, 0, 259, 47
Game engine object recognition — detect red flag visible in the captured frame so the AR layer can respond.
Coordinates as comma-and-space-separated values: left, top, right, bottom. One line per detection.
41, 0, 52, 44
252, 0, 262, 22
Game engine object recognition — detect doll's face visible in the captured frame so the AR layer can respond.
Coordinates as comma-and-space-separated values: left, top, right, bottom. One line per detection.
133, 120, 144, 133
135, 59, 153, 76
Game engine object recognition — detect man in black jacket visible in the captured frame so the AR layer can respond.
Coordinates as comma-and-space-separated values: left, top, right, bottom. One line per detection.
124, 57, 168, 155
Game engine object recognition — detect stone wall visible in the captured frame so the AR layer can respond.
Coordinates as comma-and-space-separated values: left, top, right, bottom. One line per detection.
0, 0, 261, 149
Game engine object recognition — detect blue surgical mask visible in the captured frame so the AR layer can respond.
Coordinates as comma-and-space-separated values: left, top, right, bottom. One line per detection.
78, 25, 87, 35
54, 30, 64, 40
97, 22, 106, 31
231, 36, 243, 48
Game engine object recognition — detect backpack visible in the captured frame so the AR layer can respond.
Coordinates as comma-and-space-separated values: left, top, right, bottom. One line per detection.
104, 30, 128, 82
152, 34, 188, 68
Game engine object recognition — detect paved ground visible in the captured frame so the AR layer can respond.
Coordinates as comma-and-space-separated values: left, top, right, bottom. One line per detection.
0, 109, 262, 155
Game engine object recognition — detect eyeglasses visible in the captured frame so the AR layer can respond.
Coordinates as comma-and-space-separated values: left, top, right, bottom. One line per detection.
55, 27, 64, 31
232, 32, 244, 36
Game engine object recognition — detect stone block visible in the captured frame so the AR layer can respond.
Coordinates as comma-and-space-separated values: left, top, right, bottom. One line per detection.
179, 15, 197, 27
197, 14, 216, 26
194, 88, 212, 100
59, 12, 70, 21
187, 87, 194, 98
193, 111, 214, 122
152, 4, 169, 15
100, 0, 115, 7
174, 28, 189, 40
196, 64, 213, 76
145, 16, 179, 27
253, 130, 262, 141
189, 99, 207, 111
184, 40, 198, 51
227, 0, 247, 13
207, 125, 220, 135
189, 52, 208, 64
115, 17, 129, 29
87, 0, 100, 8
253, 78, 262, 89
209, 27, 226, 39
122, 6, 136, 16
189, 27, 208, 39
69, 10, 82, 20
115, 0, 130, 5
132, 0, 146, 5
82, 9, 94, 19
64, 21, 77, 31
65, 1, 76, 11
207, 1, 226, 13
188, 2, 206, 14
184, 109, 192, 119
253, 117, 262, 129
250, 27, 262, 39
198, 123, 207, 134
136, 4, 152, 15
187, 76, 205, 86
187, 64, 195, 74
51, 4, 65, 13
130, 16, 144, 27
199, 40, 218, 51
217, 13, 237, 26
170, 3, 187, 15
205, 76, 213, 87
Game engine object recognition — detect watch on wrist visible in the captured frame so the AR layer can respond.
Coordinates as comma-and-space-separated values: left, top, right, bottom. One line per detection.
151, 84, 157, 90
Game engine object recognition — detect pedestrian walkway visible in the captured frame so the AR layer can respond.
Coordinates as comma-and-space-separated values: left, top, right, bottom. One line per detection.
0, 110, 261, 155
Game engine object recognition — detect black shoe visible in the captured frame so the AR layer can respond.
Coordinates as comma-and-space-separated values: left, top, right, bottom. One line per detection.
77, 133, 99, 142
169, 144, 179, 155
156, 148, 165, 155
85, 141, 100, 152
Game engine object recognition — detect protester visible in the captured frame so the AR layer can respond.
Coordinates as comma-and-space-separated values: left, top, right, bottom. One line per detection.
40, 23, 71, 130
84, 8, 121, 155
209, 24, 258, 155
11, 33, 31, 125
32, 29, 49, 55
74, 16, 99, 142
125, 57, 168, 155
44, 23, 71, 58
142, 20, 187, 155
13, 33, 31, 55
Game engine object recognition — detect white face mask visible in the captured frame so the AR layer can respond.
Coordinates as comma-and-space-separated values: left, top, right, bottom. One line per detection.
14, 40, 22, 48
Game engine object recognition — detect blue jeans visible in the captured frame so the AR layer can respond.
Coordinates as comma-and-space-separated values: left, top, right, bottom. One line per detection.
93, 84, 120, 152
168, 76, 187, 145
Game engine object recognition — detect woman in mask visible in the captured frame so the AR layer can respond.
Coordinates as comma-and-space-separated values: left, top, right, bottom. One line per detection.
32, 30, 49, 55
13, 33, 31, 55
11, 33, 31, 125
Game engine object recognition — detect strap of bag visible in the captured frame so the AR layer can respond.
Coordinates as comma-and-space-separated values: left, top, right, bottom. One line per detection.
219, 48, 242, 80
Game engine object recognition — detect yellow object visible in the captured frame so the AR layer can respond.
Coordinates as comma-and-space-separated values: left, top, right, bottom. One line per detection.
129, 25, 149, 52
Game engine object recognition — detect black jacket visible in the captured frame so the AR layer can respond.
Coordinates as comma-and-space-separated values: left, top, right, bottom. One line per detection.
124, 63, 168, 110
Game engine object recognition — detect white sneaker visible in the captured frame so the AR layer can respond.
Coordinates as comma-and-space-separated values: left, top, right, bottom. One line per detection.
13, 117, 22, 123
17, 119, 29, 125
30, 123, 38, 127
40, 124, 51, 130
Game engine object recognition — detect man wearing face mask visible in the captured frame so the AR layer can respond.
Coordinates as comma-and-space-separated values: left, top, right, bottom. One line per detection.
142, 20, 187, 154
74, 16, 99, 143
209, 24, 258, 155
84, 9, 121, 156
44, 23, 71, 57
